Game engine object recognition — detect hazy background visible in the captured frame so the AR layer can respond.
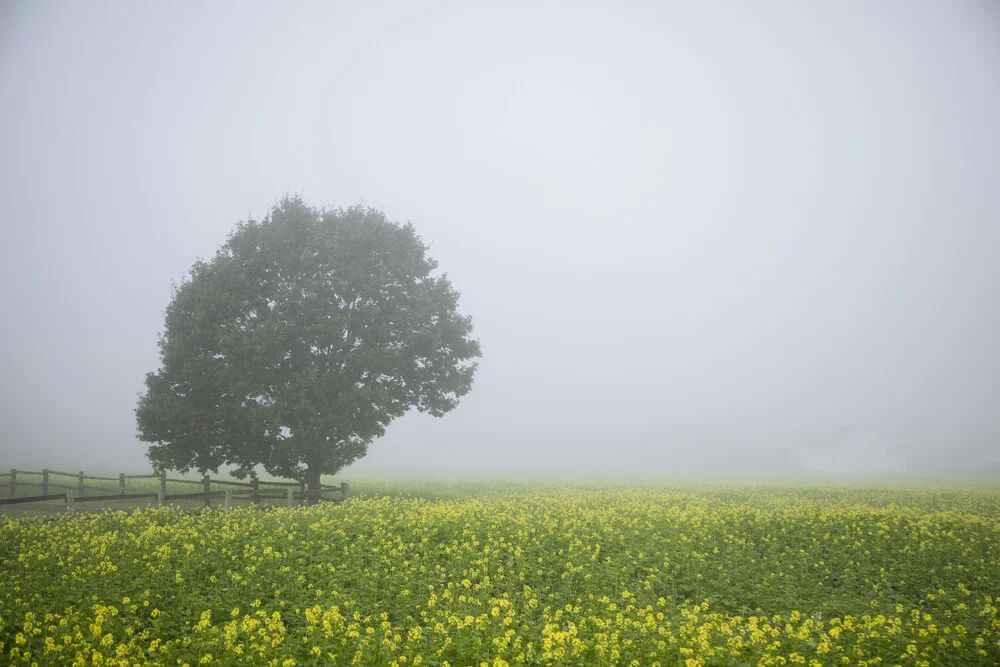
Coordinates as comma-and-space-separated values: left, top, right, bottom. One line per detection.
2, 0, 998, 480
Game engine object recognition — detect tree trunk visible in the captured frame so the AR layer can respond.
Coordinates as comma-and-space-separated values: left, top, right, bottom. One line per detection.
305, 463, 321, 505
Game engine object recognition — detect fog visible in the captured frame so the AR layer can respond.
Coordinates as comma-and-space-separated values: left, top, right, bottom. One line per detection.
1, 1, 998, 480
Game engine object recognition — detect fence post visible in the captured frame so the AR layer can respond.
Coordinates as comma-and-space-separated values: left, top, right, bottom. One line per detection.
77, 470, 85, 496
250, 478, 260, 504
42, 469, 49, 496
225, 488, 232, 510
119, 473, 126, 495
157, 490, 165, 506
287, 488, 294, 507
66, 490, 74, 511
203, 475, 211, 508
9, 469, 15, 497
160, 469, 167, 496
299, 477, 306, 502
341, 482, 350, 500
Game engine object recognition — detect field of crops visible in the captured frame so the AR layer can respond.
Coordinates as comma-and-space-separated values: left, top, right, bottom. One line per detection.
1, 482, 999, 666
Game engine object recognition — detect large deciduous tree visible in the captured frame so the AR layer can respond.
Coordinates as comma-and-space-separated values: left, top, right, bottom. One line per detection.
136, 196, 480, 489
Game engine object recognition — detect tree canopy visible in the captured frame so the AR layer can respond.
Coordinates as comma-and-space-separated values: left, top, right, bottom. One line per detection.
136, 196, 481, 488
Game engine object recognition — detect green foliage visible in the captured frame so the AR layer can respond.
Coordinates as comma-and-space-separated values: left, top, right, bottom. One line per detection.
136, 197, 480, 485
2, 483, 999, 665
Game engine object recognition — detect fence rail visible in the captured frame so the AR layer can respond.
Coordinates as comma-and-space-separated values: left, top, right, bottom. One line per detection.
74, 492, 160, 503
45, 469, 81, 478
2, 467, 350, 511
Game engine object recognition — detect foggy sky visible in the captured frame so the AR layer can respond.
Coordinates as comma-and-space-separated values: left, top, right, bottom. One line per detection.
1, 1, 998, 479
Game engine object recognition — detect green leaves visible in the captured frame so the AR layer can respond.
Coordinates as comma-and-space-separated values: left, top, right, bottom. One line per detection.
137, 196, 481, 485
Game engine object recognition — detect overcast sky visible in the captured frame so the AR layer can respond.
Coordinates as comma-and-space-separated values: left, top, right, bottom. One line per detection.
1, 0, 998, 479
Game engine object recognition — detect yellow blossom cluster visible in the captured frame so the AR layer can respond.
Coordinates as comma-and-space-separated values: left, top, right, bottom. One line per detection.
2, 483, 999, 665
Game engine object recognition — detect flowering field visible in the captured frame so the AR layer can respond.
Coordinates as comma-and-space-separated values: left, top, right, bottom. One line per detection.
1, 483, 999, 666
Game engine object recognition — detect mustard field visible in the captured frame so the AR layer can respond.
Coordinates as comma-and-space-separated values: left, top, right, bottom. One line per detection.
1, 483, 999, 666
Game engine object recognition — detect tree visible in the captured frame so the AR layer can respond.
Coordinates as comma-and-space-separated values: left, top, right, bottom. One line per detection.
136, 196, 481, 490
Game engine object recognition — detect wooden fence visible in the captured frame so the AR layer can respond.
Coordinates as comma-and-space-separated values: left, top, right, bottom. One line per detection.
0, 468, 349, 510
